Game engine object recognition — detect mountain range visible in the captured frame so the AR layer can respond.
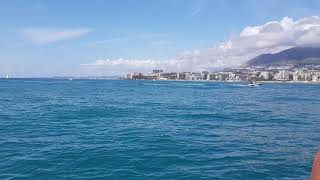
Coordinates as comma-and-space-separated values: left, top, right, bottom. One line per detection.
246, 47, 320, 66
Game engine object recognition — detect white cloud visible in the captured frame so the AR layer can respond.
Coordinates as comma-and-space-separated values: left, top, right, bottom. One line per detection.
81, 58, 179, 74
82, 16, 320, 74
23, 28, 92, 44
87, 33, 169, 47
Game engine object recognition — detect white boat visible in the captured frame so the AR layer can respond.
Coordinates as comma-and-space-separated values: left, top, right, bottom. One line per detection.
247, 78, 262, 86
5, 74, 9, 79
247, 82, 262, 87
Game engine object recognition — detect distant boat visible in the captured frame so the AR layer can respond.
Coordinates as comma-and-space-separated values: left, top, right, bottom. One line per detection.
247, 83, 261, 87
247, 79, 262, 87
247, 82, 262, 87
5, 74, 9, 79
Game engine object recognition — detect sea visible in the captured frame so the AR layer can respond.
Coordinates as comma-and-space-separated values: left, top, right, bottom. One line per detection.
0, 79, 319, 180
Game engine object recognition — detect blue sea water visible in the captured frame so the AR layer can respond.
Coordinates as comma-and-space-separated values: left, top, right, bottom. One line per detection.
0, 79, 319, 180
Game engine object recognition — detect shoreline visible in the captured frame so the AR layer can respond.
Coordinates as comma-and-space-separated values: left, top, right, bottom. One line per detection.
123, 79, 320, 84
1, 78, 320, 84
256, 80, 320, 84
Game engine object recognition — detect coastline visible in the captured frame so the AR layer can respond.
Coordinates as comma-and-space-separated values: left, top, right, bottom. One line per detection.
256, 80, 320, 84
123, 79, 320, 84
1, 77, 320, 84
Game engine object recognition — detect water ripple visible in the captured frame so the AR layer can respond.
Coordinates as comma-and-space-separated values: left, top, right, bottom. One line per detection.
0, 80, 319, 179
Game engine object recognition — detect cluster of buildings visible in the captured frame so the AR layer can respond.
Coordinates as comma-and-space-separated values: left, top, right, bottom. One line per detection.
124, 65, 320, 83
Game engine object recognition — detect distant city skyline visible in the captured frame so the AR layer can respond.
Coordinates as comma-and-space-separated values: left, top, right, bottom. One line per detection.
1, 0, 320, 77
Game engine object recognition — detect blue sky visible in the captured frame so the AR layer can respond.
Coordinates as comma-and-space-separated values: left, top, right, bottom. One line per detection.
1, 0, 320, 77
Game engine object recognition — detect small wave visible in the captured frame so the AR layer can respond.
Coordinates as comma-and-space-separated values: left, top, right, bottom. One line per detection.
170, 83, 205, 86
231, 84, 247, 87
143, 83, 206, 87
143, 83, 165, 86
22, 81, 39, 83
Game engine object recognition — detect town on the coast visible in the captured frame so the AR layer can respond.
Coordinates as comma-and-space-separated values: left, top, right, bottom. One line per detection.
124, 47, 320, 83
124, 64, 320, 83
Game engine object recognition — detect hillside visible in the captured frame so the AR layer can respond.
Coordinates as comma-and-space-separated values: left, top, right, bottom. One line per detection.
246, 47, 320, 66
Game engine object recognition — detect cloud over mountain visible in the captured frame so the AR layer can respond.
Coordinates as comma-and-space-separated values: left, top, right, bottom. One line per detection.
83, 16, 320, 74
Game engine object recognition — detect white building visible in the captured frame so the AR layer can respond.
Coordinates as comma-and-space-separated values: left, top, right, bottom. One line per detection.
258, 71, 273, 80
293, 70, 307, 81
125, 73, 133, 79
274, 70, 290, 81
312, 74, 320, 82
185, 72, 192, 80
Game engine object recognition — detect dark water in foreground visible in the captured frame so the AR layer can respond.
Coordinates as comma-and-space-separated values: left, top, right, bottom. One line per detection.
0, 79, 319, 179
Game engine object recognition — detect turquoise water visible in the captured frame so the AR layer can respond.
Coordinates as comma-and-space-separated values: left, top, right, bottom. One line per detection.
0, 79, 319, 179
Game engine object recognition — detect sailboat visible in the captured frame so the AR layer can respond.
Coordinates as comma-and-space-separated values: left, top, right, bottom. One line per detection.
5, 74, 9, 79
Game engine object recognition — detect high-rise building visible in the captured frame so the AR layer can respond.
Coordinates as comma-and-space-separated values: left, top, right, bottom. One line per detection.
258, 71, 273, 80
275, 70, 290, 81
125, 73, 133, 79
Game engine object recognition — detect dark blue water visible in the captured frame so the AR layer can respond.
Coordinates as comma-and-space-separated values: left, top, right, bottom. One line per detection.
0, 79, 319, 179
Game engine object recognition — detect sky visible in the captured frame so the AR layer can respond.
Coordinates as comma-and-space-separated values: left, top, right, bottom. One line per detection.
1, 0, 320, 77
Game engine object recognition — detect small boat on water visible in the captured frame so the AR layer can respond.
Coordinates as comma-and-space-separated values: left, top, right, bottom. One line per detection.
247, 79, 262, 87
248, 82, 262, 86
5, 74, 9, 79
